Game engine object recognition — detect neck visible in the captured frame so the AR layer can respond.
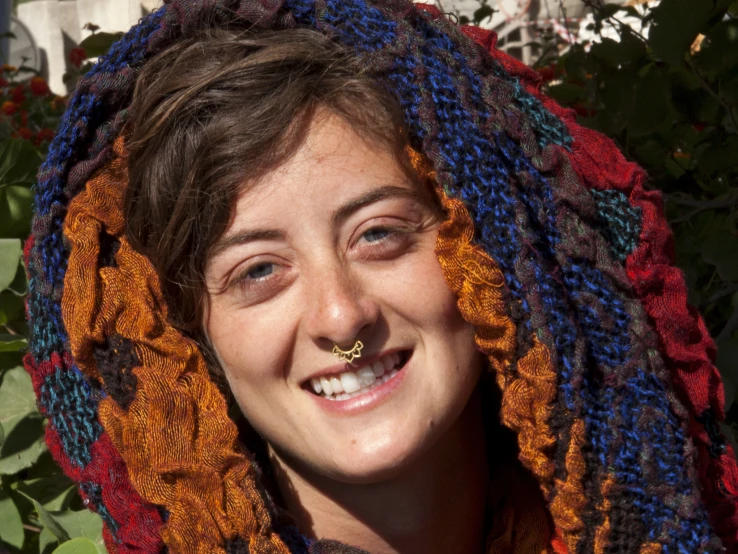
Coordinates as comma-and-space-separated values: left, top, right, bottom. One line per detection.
270, 392, 489, 554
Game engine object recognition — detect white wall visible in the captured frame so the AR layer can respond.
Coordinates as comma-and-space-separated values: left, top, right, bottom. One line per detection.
16, 0, 162, 93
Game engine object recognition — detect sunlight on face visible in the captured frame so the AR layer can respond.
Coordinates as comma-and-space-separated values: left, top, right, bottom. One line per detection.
204, 109, 482, 483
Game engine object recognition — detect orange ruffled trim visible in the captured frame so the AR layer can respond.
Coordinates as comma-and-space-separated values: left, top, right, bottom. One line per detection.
435, 191, 569, 553
62, 137, 289, 554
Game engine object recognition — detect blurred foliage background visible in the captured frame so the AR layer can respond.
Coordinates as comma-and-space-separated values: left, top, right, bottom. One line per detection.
1, 0, 738, 552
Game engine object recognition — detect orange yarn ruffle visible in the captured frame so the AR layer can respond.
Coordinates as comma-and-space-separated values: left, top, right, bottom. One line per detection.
61, 137, 289, 554
435, 192, 581, 553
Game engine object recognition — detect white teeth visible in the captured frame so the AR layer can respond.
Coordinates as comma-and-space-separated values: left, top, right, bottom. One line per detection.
372, 360, 385, 378
311, 351, 406, 400
320, 376, 333, 396
330, 376, 344, 394
357, 367, 377, 387
340, 371, 361, 394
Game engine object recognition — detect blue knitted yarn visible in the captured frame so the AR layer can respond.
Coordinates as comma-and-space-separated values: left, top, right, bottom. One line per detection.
38, 366, 104, 468
613, 371, 716, 553
320, 0, 397, 51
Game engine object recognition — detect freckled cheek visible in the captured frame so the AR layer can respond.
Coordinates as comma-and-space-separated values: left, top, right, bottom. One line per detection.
404, 253, 465, 327
206, 304, 286, 388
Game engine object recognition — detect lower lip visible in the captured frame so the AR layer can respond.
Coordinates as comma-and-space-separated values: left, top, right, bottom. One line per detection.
308, 356, 410, 415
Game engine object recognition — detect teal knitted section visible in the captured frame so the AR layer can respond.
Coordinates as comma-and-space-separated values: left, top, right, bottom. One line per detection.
592, 189, 643, 262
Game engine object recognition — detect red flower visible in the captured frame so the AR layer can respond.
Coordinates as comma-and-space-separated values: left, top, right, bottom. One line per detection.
35, 128, 55, 145
0, 77, 8, 87
2, 101, 18, 115
69, 46, 87, 69
20, 109, 28, 126
16, 127, 33, 140
11, 84, 25, 104
29, 76, 50, 97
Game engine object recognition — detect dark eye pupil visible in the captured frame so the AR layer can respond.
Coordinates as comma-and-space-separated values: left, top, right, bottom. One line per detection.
248, 263, 273, 279
364, 228, 389, 242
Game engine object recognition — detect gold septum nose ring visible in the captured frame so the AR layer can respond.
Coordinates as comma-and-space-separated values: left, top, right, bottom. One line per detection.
332, 340, 364, 364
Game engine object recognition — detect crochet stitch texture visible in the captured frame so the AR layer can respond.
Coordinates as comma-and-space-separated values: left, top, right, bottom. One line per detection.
24, 0, 738, 552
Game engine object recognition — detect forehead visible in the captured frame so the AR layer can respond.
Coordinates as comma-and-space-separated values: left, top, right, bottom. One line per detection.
232, 110, 414, 223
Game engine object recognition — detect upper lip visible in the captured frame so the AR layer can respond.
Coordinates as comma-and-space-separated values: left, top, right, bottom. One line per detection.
301, 348, 405, 385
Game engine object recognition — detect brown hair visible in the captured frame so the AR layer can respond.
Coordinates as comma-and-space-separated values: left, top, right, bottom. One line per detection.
124, 27, 410, 374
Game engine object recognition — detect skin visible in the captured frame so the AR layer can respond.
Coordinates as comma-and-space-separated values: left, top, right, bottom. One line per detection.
204, 109, 488, 553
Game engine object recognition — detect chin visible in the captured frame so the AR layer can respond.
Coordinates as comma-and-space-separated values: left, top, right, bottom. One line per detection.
318, 425, 441, 485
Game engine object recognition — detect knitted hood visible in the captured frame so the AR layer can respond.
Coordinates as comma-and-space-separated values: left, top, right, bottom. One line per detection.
24, 1, 738, 552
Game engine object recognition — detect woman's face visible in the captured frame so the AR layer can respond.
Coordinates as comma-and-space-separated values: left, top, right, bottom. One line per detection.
204, 110, 482, 483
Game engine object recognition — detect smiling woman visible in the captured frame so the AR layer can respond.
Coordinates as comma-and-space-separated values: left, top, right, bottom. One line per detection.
24, 1, 738, 553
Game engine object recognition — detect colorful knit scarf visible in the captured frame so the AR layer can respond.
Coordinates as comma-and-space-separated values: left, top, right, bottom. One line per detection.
24, 1, 738, 552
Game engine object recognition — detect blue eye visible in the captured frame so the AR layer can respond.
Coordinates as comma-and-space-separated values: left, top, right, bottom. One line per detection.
362, 228, 390, 243
245, 263, 274, 280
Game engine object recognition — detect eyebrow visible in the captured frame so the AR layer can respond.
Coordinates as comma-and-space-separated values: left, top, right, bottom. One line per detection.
211, 184, 422, 258
331, 184, 422, 226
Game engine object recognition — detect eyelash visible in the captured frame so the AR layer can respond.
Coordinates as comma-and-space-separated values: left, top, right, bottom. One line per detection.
230, 224, 412, 294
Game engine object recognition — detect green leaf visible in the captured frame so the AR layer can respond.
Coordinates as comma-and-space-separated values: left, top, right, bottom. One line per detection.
628, 66, 676, 136
600, 3, 625, 19
0, 334, 27, 353
590, 37, 628, 68
0, 366, 45, 474
0, 486, 24, 549
79, 32, 124, 59
0, 291, 25, 329
649, 0, 713, 65
0, 238, 21, 292
0, 185, 34, 239
16, 478, 76, 512
40, 525, 58, 554
0, 139, 42, 189
16, 490, 70, 543
546, 83, 584, 104
717, 338, 738, 402
695, 135, 738, 174
702, 232, 738, 281
51, 509, 106, 552
52, 537, 100, 554
594, 70, 637, 134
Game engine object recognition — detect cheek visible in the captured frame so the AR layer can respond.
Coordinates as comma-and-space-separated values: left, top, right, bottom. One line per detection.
395, 248, 470, 333
205, 297, 291, 392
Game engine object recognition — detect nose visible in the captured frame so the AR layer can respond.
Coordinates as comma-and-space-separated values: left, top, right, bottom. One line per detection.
303, 262, 378, 349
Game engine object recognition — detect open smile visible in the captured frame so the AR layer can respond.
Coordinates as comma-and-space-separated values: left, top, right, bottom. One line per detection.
302, 349, 412, 411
